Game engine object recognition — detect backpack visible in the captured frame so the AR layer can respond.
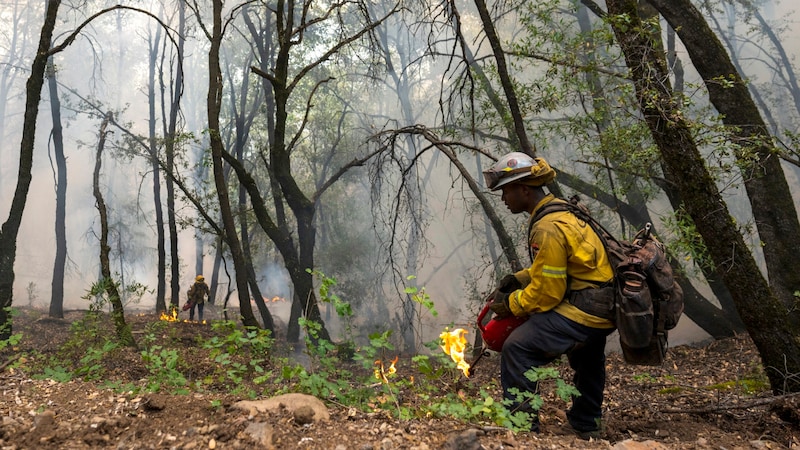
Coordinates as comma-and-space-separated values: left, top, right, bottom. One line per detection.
532, 197, 685, 366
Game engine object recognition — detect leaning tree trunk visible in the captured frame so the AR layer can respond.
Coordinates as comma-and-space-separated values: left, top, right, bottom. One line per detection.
92, 112, 136, 348
0, 0, 61, 339
631, 1, 744, 336
238, 171, 274, 332
647, 0, 800, 312
208, 0, 258, 327
606, 0, 800, 394
472, 0, 533, 155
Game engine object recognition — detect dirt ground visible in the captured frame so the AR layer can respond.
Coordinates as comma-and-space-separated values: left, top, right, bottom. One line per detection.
0, 306, 798, 449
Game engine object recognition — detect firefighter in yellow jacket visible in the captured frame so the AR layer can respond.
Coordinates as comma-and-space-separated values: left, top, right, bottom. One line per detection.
187, 275, 210, 321
483, 152, 615, 439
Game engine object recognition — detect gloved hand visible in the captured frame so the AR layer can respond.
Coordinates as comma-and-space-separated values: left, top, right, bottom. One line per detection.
489, 291, 513, 319
487, 274, 521, 319
497, 274, 522, 293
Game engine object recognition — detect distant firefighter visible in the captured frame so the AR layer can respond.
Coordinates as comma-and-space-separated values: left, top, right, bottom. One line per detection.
186, 275, 210, 321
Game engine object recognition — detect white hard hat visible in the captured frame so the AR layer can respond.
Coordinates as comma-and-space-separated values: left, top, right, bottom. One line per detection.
483, 152, 555, 190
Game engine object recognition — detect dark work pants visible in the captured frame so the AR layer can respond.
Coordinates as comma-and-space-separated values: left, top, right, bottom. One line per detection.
500, 310, 612, 432
190, 302, 204, 321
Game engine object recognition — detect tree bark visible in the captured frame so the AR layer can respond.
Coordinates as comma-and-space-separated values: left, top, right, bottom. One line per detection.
208, 0, 258, 328
472, 0, 534, 155
647, 0, 800, 311
147, 24, 167, 314
47, 52, 66, 319
0, 0, 60, 339
606, 0, 800, 393
92, 112, 136, 348
163, 2, 186, 311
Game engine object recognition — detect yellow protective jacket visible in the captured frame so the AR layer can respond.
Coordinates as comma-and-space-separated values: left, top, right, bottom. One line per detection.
188, 282, 210, 305
506, 195, 615, 329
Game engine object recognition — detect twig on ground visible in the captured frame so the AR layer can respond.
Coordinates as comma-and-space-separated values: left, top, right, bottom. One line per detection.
661, 392, 800, 414
0, 354, 21, 372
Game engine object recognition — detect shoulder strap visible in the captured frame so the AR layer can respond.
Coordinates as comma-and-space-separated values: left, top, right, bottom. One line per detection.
528, 201, 567, 262
527, 200, 575, 263
528, 197, 622, 263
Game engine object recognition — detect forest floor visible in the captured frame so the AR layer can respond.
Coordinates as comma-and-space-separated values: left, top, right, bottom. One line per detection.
0, 306, 798, 449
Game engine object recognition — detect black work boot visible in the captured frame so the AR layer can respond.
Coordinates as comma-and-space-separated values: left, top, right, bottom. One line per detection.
550, 422, 601, 440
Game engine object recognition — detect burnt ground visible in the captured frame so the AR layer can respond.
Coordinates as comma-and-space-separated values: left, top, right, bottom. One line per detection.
0, 306, 798, 449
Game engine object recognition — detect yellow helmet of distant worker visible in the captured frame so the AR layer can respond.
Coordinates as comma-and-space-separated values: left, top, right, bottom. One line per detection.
195, 275, 205, 282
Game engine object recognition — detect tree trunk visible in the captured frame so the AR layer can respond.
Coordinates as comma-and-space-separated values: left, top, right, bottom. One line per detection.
0, 0, 60, 339
606, 0, 800, 393
271, 58, 330, 344
578, 2, 743, 336
46, 53, 66, 319
163, 1, 186, 311
147, 25, 167, 314
239, 0, 333, 342
244, 240, 274, 331
647, 0, 800, 311
472, 0, 534, 155
237, 133, 274, 332
92, 112, 136, 348
165, 131, 180, 309
208, 237, 223, 305
226, 42, 274, 332
208, 0, 258, 328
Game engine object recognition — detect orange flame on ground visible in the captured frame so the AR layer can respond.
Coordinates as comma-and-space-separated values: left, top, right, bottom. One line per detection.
159, 309, 180, 322
440, 328, 470, 377
255, 296, 286, 303
374, 355, 399, 383
159, 310, 206, 324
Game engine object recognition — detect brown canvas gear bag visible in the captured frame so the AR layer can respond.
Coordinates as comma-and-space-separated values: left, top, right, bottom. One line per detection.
532, 197, 685, 366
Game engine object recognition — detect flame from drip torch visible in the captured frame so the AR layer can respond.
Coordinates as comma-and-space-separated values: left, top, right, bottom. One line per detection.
374, 355, 398, 383
159, 309, 180, 322
159, 310, 206, 324
440, 328, 470, 377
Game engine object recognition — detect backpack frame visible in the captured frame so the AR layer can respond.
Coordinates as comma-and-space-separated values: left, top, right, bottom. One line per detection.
531, 197, 684, 366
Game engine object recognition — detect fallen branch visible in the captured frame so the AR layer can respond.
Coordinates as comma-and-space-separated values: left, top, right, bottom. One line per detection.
662, 392, 800, 414
0, 354, 21, 372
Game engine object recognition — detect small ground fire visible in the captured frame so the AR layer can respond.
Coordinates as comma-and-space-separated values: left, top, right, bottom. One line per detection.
439, 328, 470, 377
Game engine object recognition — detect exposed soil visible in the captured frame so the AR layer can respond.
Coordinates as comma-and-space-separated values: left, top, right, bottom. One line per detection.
0, 306, 798, 449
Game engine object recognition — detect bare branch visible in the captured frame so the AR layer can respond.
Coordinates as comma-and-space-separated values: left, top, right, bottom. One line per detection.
49, 6, 180, 57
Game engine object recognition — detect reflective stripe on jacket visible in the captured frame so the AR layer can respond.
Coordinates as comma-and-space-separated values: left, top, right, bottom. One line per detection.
507, 195, 614, 329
